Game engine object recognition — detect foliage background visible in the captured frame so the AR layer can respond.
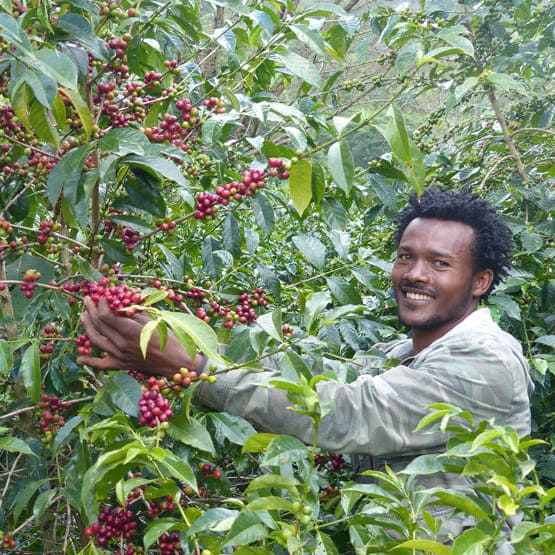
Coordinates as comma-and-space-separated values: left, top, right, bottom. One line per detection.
0, 0, 553, 553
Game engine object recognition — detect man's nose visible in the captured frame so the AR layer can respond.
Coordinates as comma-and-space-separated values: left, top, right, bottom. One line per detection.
404, 259, 429, 282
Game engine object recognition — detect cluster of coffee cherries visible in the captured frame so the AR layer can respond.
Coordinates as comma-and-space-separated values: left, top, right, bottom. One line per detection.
78, 277, 145, 315
64, 277, 145, 359
193, 159, 289, 221
84, 505, 138, 548
85, 474, 190, 554
138, 377, 174, 428
0, 218, 64, 258
194, 167, 267, 220
1, 532, 16, 550
36, 219, 60, 245
0, 217, 16, 256
158, 532, 183, 555
199, 462, 223, 481
102, 213, 142, 251
39, 323, 61, 359
185, 282, 269, 328
19, 269, 41, 299
142, 94, 223, 154
75, 334, 92, 356
156, 216, 177, 235
38, 393, 71, 445
315, 452, 347, 474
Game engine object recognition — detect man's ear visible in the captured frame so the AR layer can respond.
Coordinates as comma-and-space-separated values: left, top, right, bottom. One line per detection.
472, 269, 494, 298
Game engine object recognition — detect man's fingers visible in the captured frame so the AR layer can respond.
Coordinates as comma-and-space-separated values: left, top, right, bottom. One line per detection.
80, 310, 121, 354
76, 354, 126, 370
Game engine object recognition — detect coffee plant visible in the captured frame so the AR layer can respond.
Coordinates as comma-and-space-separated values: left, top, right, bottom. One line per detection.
0, 0, 553, 552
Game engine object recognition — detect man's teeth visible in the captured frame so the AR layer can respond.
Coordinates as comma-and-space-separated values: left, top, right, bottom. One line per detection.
406, 291, 432, 300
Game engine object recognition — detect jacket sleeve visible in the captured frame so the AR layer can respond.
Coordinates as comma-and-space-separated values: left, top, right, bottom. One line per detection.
194, 333, 530, 456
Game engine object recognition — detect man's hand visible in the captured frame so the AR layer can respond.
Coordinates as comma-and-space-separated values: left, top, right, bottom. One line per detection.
77, 297, 200, 378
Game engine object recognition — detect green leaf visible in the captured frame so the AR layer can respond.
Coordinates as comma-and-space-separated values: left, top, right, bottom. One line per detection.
244, 473, 301, 495
222, 510, 268, 547
485, 72, 526, 95
400, 454, 444, 475
56, 13, 110, 61
251, 193, 274, 236
488, 293, 521, 321
103, 373, 142, 417
223, 213, 242, 258
11, 80, 32, 130
32, 489, 57, 522
13, 479, 50, 523
418, 46, 470, 67
124, 154, 186, 186
246, 496, 295, 512
498, 494, 518, 517
326, 276, 362, 305
0, 13, 31, 50
293, 234, 327, 269
304, 290, 332, 334
289, 159, 312, 216
534, 335, 555, 349
59, 87, 94, 142
316, 531, 340, 555
139, 319, 160, 360
52, 415, 83, 454
437, 26, 475, 58
451, 527, 489, 555
277, 49, 322, 88
29, 99, 59, 149
0, 436, 36, 456
159, 311, 225, 365
290, 24, 328, 57
0, 341, 13, 376
243, 432, 280, 454
166, 415, 216, 456
393, 539, 451, 554
209, 412, 257, 445
453, 77, 479, 104
255, 310, 282, 341
279, 350, 313, 383
33, 49, 78, 90
262, 435, 309, 467
321, 197, 348, 230
46, 146, 90, 207
20, 343, 40, 403
327, 141, 354, 194
430, 491, 491, 523
374, 104, 425, 194
123, 170, 167, 219
158, 451, 197, 491
396, 41, 422, 76
187, 508, 239, 535
99, 127, 150, 156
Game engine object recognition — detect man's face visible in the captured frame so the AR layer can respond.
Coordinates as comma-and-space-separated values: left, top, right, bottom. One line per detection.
392, 218, 490, 348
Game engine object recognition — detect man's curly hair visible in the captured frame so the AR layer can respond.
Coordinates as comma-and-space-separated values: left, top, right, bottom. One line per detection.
394, 187, 513, 299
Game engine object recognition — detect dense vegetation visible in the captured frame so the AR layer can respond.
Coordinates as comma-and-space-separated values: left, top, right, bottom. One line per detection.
0, 0, 553, 553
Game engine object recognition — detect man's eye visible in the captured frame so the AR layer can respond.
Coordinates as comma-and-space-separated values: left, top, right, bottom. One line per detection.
433, 260, 448, 267
397, 253, 411, 261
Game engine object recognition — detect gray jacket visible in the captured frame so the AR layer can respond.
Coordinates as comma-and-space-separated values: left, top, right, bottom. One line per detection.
196, 308, 533, 455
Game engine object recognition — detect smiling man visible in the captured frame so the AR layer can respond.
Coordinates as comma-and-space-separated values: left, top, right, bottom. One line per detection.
78, 187, 533, 545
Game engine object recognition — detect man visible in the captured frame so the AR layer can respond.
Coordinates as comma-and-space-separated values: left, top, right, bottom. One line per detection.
78, 187, 533, 542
